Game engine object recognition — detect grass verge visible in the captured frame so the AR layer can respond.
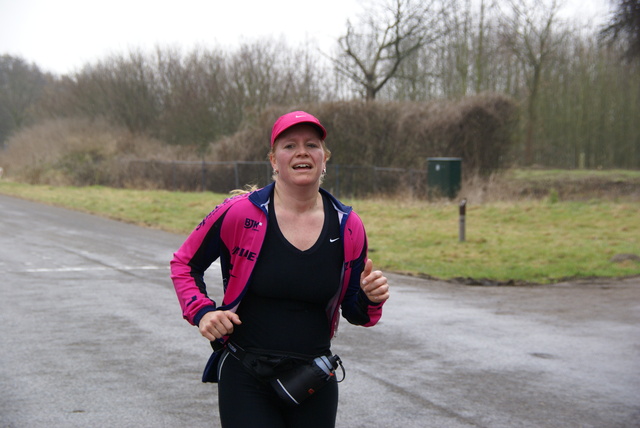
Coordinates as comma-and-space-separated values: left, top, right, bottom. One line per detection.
1, 180, 638, 284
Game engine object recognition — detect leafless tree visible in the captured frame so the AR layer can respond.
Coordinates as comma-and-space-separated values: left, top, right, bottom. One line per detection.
333, 0, 447, 101
600, 0, 640, 61
499, 0, 566, 165
0, 55, 48, 145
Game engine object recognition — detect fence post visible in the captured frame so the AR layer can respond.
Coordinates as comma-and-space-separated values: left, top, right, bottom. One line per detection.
201, 159, 206, 192
372, 166, 377, 194
459, 198, 467, 242
234, 162, 240, 190
172, 161, 176, 191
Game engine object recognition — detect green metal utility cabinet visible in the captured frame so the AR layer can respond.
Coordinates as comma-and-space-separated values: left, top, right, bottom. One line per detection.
427, 157, 462, 199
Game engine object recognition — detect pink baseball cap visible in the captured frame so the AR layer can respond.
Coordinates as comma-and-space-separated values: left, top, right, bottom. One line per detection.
270, 111, 327, 146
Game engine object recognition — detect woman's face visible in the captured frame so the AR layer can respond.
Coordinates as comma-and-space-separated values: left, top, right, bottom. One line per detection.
270, 123, 327, 187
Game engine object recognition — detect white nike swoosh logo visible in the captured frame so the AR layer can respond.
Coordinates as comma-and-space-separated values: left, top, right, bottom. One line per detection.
295, 115, 305, 118
330, 238, 340, 242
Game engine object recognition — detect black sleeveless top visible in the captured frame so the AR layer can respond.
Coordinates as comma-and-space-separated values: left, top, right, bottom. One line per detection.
231, 191, 343, 356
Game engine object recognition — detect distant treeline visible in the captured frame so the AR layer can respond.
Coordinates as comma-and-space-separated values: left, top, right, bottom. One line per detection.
0, 0, 638, 184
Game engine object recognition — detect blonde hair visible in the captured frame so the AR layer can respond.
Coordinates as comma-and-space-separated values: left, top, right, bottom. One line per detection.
229, 184, 259, 196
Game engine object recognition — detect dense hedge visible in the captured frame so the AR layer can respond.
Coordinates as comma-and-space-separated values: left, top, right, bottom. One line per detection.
214, 93, 518, 178
0, 94, 517, 196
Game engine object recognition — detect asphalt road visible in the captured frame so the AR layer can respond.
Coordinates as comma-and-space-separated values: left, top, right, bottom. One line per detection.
1, 194, 638, 428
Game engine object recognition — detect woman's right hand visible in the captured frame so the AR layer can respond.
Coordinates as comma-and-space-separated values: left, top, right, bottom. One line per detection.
198, 310, 242, 341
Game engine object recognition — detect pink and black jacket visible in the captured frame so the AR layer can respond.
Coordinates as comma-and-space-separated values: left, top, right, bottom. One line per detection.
170, 182, 385, 347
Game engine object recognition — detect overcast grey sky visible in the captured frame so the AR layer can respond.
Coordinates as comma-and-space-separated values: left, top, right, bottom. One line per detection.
0, 0, 610, 76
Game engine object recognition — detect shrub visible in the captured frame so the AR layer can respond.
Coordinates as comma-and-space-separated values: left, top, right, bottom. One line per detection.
1, 94, 517, 194
0, 116, 183, 186
213, 93, 518, 178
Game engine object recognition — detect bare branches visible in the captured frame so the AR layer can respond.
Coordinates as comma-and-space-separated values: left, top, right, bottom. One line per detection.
0, 56, 48, 145
333, 0, 447, 101
498, 0, 567, 165
600, 0, 640, 61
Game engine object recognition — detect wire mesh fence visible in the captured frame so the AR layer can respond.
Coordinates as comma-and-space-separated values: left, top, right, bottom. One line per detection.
121, 159, 429, 198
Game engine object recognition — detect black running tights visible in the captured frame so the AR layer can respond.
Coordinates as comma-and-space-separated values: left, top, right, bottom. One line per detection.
217, 351, 338, 428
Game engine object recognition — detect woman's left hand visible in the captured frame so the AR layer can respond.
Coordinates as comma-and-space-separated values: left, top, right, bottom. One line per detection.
360, 258, 390, 304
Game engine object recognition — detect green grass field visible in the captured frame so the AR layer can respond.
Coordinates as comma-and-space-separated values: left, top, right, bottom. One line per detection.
1, 180, 638, 284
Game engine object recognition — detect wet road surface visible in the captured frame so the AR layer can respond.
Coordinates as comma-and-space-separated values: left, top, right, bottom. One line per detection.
1, 194, 638, 427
